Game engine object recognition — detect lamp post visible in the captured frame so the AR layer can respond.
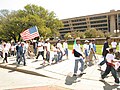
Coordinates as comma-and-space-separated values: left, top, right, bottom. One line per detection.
114, 30, 120, 37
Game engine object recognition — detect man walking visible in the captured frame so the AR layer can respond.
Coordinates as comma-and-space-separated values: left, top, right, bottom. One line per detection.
98, 37, 110, 68
73, 37, 85, 76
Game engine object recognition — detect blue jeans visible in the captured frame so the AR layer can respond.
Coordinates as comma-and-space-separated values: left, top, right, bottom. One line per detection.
74, 58, 84, 73
34, 48, 37, 56
18, 53, 26, 66
57, 51, 63, 61
64, 48, 68, 56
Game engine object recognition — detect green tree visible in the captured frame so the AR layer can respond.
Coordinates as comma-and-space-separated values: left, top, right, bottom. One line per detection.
0, 4, 63, 42
64, 33, 72, 39
84, 28, 98, 38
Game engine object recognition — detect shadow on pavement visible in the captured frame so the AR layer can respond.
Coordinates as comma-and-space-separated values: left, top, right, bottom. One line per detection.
65, 72, 81, 85
8, 70, 16, 73
101, 81, 119, 90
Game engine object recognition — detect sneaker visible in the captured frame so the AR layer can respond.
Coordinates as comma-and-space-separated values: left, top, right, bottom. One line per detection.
80, 72, 86, 75
114, 83, 120, 85
73, 73, 77, 76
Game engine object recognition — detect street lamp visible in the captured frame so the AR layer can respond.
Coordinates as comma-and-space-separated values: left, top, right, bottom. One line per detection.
114, 30, 120, 37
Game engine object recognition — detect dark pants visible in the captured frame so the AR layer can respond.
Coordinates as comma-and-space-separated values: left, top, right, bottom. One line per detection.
11, 51, 15, 56
99, 56, 107, 66
3, 53, 8, 63
101, 64, 119, 83
46, 51, 50, 62
0, 51, 3, 58
36, 51, 44, 59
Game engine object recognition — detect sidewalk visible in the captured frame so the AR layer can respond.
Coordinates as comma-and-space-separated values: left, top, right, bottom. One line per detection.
0, 51, 120, 90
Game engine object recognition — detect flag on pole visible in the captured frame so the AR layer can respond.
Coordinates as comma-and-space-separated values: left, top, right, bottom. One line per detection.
20, 26, 40, 41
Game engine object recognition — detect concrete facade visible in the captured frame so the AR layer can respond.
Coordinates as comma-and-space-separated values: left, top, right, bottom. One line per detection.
60, 10, 120, 36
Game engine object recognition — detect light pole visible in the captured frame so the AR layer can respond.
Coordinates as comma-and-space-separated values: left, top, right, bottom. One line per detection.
114, 30, 120, 37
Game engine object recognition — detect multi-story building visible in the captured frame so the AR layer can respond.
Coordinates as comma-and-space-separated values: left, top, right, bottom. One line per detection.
60, 10, 120, 37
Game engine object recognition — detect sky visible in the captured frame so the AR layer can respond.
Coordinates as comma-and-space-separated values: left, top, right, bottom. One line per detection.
0, 0, 120, 19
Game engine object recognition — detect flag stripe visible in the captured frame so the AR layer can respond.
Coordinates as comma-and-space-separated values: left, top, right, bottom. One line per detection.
20, 26, 39, 41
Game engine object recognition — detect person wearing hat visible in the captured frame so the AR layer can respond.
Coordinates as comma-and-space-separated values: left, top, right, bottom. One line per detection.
83, 40, 90, 66
73, 37, 85, 76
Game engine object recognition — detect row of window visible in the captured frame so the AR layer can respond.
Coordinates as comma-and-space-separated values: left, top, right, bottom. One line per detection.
73, 26, 87, 29
90, 20, 107, 24
71, 18, 86, 22
91, 24, 107, 28
72, 22, 87, 26
90, 16, 107, 20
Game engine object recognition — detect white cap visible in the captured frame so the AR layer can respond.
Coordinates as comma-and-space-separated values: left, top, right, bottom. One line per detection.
85, 40, 89, 43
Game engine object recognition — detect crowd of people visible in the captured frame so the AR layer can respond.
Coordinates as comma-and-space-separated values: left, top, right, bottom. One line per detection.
0, 37, 120, 85
72, 37, 120, 85
0, 39, 69, 66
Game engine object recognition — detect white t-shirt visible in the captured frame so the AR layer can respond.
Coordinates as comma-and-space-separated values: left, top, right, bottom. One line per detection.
106, 53, 114, 63
44, 42, 50, 51
63, 42, 68, 49
10, 46, 15, 51
83, 44, 89, 51
37, 42, 44, 51
111, 41, 117, 48
73, 44, 82, 53
73, 44, 83, 59
57, 43, 63, 50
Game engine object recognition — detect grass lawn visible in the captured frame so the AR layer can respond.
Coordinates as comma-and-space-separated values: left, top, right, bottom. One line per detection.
68, 44, 119, 55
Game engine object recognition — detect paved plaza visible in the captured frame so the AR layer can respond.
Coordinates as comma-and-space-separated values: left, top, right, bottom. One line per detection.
0, 50, 120, 90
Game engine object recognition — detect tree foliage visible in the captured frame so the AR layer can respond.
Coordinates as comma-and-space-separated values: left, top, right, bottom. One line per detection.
0, 4, 63, 42
64, 28, 106, 39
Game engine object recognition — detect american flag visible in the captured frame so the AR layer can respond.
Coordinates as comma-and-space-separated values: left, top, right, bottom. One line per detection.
20, 26, 40, 41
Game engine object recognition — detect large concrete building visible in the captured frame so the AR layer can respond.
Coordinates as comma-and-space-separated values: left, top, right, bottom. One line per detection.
60, 10, 120, 37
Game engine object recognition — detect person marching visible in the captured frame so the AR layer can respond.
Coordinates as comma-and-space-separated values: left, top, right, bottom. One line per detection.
100, 48, 120, 85
36, 39, 45, 65
17, 42, 26, 66
63, 40, 68, 59
98, 37, 110, 68
57, 39, 64, 62
89, 39, 97, 65
83, 40, 90, 66
3, 44, 9, 63
73, 37, 85, 76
